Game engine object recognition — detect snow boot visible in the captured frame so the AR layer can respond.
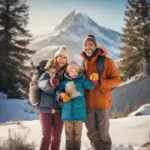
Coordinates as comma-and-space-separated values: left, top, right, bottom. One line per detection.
102, 142, 112, 150
91, 141, 103, 150
66, 141, 73, 150
73, 141, 81, 150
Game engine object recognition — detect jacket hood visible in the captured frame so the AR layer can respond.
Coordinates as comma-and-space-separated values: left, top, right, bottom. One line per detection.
80, 46, 107, 61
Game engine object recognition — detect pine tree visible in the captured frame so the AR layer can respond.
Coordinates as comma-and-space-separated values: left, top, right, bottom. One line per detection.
118, 0, 150, 81
0, 0, 34, 98
137, 0, 150, 75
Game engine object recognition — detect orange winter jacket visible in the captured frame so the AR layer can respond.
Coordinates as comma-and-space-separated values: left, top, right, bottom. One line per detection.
80, 46, 121, 109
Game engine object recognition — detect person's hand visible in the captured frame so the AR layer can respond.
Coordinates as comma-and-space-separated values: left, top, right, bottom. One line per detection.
30, 81, 35, 86
50, 77, 60, 88
51, 108, 55, 114
92, 80, 99, 86
59, 92, 71, 102
90, 73, 99, 86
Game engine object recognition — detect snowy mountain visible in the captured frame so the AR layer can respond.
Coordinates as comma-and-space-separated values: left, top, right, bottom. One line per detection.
28, 10, 122, 65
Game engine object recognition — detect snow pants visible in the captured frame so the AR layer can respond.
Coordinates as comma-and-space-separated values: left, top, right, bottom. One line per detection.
65, 122, 82, 150
85, 108, 112, 150
39, 112, 63, 150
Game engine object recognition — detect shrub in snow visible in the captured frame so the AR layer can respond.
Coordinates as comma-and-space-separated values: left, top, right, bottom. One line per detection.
0, 129, 35, 150
141, 142, 150, 148
111, 104, 132, 118
111, 102, 149, 118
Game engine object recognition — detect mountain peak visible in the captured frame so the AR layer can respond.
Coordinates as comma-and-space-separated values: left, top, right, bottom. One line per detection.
72, 10, 89, 19
72, 10, 84, 15
55, 10, 89, 31
72, 10, 80, 14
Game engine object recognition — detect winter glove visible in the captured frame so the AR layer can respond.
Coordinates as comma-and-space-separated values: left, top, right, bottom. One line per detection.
59, 92, 71, 102
50, 77, 60, 88
92, 80, 99, 87
90, 73, 99, 86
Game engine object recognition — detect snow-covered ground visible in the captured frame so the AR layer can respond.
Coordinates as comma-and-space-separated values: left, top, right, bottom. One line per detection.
129, 104, 150, 116
0, 92, 150, 149
0, 98, 38, 122
0, 117, 150, 150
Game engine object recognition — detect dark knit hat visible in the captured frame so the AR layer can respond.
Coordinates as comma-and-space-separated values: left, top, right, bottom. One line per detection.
83, 34, 97, 47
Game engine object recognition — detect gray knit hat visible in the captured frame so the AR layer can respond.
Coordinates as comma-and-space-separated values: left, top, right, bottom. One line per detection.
83, 34, 97, 47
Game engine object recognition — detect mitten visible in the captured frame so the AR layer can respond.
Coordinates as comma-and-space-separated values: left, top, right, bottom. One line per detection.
50, 77, 60, 88
59, 92, 71, 102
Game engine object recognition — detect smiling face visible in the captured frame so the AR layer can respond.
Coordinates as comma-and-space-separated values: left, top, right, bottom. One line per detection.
84, 40, 96, 56
68, 68, 79, 79
56, 54, 68, 68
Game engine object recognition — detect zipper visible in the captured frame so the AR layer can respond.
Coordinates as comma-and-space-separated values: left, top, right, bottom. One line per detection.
72, 99, 74, 121
90, 62, 96, 108
91, 63, 105, 108
70, 80, 74, 120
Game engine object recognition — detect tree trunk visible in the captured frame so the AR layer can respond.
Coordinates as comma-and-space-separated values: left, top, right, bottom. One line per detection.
143, 58, 150, 76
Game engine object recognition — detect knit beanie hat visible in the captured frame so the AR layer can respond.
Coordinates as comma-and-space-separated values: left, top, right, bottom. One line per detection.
67, 61, 80, 73
55, 45, 69, 60
83, 34, 97, 47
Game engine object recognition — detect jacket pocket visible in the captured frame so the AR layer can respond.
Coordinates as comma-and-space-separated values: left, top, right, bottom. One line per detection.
95, 88, 111, 108
39, 93, 54, 108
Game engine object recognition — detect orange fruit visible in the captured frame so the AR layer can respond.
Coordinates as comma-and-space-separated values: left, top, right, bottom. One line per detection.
90, 73, 99, 80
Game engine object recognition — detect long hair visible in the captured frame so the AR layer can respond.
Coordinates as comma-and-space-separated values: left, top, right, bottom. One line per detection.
44, 58, 58, 71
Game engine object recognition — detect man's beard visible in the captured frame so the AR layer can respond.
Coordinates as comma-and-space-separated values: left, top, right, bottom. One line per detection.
85, 49, 95, 56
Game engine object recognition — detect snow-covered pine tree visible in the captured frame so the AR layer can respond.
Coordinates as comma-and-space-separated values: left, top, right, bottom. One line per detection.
118, 0, 143, 81
0, 0, 34, 98
136, 0, 150, 75
119, 0, 150, 81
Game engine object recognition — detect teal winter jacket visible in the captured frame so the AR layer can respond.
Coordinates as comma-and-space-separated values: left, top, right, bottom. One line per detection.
56, 72, 94, 122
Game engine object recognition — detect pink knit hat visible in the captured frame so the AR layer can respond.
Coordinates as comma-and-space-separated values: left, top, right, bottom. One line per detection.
67, 62, 80, 73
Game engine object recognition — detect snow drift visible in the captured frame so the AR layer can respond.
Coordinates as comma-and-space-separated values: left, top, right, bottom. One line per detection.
129, 103, 150, 116
0, 93, 38, 122
111, 76, 150, 112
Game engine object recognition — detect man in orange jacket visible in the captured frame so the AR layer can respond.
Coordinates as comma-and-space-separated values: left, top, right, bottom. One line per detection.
80, 34, 121, 150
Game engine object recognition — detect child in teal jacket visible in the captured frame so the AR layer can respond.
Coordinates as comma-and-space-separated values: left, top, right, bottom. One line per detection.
56, 61, 98, 150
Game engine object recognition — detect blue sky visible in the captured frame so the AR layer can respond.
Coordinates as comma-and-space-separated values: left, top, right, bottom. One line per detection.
27, 0, 127, 35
